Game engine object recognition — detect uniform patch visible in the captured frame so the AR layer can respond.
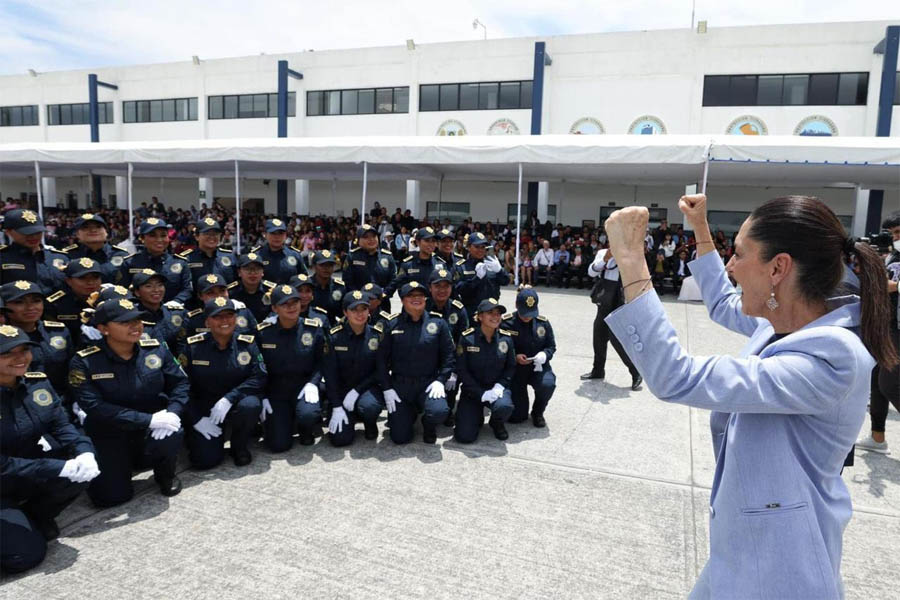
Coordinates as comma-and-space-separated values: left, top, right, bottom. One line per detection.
192, 360, 210, 366
301, 332, 313, 346
53, 258, 67, 270
145, 354, 162, 369
332, 289, 342, 301
30, 388, 52, 406
220, 256, 232, 267
169, 262, 183, 274
237, 316, 248, 328
68, 369, 86, 387
537, 326, 546, 338
448, 313, 459, 325
334, 346, 349, 352
368, 337, 379, 351
380, 258, 389, 268
49, 336, 67, 350
286, 256, 298, 266
92, 373, 115, 380
426, 322, 438, 335
237, 351, 251, 365
499, 340, 509, 354
171, 314, 183, 327
237, 334, 254, 343
110, 256, 124, 266
466, 346, 480, 352
261, 343, 277, 349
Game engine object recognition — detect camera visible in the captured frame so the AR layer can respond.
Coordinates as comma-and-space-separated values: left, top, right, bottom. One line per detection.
859, 231, 893, 253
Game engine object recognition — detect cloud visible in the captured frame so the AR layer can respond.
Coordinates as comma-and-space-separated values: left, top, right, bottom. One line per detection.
1, 0, 897, 75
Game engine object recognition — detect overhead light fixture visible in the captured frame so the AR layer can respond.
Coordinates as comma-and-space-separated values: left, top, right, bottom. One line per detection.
27, 68, 37, 77
192, 55, 200, 65
406, 39, 415, 51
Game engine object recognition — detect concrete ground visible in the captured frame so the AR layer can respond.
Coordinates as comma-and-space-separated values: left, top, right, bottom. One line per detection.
3, 288, 899, 599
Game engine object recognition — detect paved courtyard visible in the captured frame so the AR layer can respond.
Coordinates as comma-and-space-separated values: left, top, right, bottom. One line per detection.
3, 288, 899, 599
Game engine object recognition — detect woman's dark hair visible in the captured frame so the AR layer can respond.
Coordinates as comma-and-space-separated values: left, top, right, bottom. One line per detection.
883, 210, 900, 230
748, 196, 898, 369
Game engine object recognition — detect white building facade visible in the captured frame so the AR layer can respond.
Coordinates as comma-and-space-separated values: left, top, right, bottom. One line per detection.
1, 20, 898, 234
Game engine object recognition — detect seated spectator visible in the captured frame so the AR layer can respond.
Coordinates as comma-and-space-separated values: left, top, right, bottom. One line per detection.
533, 240, 554, 285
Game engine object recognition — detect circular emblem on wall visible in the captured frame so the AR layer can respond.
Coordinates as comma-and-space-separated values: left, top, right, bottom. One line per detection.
628, 116, 667, 135
448, 313, 458, 325
237, 316, 248, 328
436, 119, 467, 136
32, 389, 53, 407
380, 258, 389, 268
144, 354, 162, 370
237, 351, 251, 365
50, 336, 67, 350
487, 119, 520, 135
498, 340, 509, 354
794, 115, 838, 137
569, 118, 605, 135
169, 262, 182, 274
367, 337, 379, 351
726, 115, 767, 136
426, 322, 439, 335
537, 326, 546, 338
301, 332, 313, 347
286, 256, 297, 266
110, 256, 124, 267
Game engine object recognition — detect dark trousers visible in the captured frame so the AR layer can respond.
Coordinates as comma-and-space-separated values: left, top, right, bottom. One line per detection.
86, 426, 184, 507
446, 384, 459, 415
454, 388, 514, 443
188, 395, 261, 469
592, 304, 638, 377
264, 392, 322, 453
387, 378, 449, 444
510, 366, 556, 422
870, 332, 900, 432
330, 390, 385, 447
1, 478, 86, 573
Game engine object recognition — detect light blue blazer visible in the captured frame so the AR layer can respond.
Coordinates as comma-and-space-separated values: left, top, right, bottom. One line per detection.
606, 251, 874, 599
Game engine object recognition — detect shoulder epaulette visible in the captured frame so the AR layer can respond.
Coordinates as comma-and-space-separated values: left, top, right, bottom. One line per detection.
176, 250, 192, 259
537, 315, 549, 322
46, 290, 66, 303
388, 312, 400, 320
451, 299, 464, 309
349, 246, 360, 253
226, 281, 239, 289
429, 311, 443, 318
123, 252, 138, 259
402, 255, 413, 262
43, 320, 66, 328
381, 249, 393, 255
250, 245, 261, 252
455, 259, 465, 266
237, 334, 255, 344
454, 252, 464, 258
111, 244, 128, 252
217, 247, 232, 253
333, 277, 345, 286
48, 246, 67, 255
379, 310, 392, 320
24, 371, 47, 379
187, 333, 206, 344
312, 306, 327, 314
499, 329, 514, 336
138, 338, 160, 348
330, 324, 343, 335
0, 244, 7, 251
501, 312, 514, 321
373, 322, 384, 333
77, 346, 101, 357
257, 322, 273, 331
62, 244, 78, 252
262, 280, 276, 289
461, 327, 475, 336
141, 320, 156, 327
187, 308, 203, 317
304, 318, 321, 327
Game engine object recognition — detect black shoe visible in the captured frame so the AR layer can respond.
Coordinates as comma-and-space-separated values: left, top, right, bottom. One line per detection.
158, 475, 182, 497
443, 412, 455, 427
35, 516, 60, 541
492, 423, 509, 441
299, 432, 315, 446
532, 413, 546, 428
364, 422, 378, 440
580, 370, 604, 380
422, 428, 437, 444
232, 449, 252, 467
631, 374, 643, 391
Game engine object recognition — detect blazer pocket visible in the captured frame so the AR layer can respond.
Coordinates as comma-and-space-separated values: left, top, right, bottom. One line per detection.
740, 501, 807, 516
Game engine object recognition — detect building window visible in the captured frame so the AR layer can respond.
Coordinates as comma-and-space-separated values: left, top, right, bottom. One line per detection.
123, 98, 197, 123
426, 201, 471, 225
306, 87, 410, 116
47, 102, 112, 125
207, 93, 295, 119
419, 80, 534, 111
707, 211, 750, 235
0, 105, 39, 126
508, 203, 556, 226
702, 73, 868, 106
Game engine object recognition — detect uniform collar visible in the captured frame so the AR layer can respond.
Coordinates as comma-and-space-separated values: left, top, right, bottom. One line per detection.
100, 340, 138, 364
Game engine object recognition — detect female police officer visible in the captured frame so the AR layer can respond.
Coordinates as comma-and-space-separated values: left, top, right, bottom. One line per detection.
1, 325, 98, 573
183, 298, 265, 468
256, 284, 328, 450
454, 298, 516, 443
68, 298, 189, 506
324, 290, 384, 446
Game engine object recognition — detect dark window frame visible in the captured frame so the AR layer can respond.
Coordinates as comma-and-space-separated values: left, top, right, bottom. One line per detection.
305, 86, 410, 116
702, 72, 869, 107
47, 102, 112, 126
0, 104, 39, 127
418, 80, 534, 112
206, 92, 296, 119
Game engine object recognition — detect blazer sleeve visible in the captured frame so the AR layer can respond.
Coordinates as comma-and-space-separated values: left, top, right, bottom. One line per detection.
688, 250, 762, 337
605, 291, 868, 415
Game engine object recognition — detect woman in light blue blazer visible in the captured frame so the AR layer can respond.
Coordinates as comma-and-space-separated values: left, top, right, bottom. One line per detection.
603, 195, 898, 599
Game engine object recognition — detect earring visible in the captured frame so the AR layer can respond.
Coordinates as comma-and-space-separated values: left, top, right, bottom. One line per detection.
766, 286, 779, 311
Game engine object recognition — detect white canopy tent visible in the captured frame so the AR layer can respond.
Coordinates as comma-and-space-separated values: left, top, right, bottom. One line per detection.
2, 134, 898, 283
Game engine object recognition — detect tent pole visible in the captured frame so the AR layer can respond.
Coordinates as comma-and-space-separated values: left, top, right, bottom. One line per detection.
127, 163, 134, 244
34, 161, 43, 221
700, 141, 712, 195
437, 175, 444, 223
515, 162, 523, 287
234, 160, 241, 255
360, 161, 367, 227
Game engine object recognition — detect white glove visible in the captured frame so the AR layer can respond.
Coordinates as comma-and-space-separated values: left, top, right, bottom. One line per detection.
72, 401, 87, 425
383, 389, 402, 414
193, 416, 223, 440
59, 459, 80, 482
149, 410, 181, 432
481, 389, 497, 405
298, 382, 319, 405
491, 383, 505, 399
230, 299, 246, 310
150, 427, 175, 440
262, 314, 277, 325
328, 407, 349, 434
426, 380, 446, 399
72, 452, 100, 482
37, 436, 52, 452
475, 262, 487, 279
532, 351, 547, 372
164, 300, 184, 310
485, 256, 502, 273
260, 398, 273, 422
342, 389, 360, 413
209, 397, 232, 425
445, 373, 458, 391
81, 324, 103, 341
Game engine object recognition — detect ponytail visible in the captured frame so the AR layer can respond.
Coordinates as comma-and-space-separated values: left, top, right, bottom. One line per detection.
851, 240, 899, 370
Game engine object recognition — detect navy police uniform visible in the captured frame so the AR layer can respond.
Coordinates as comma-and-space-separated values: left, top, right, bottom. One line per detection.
116, 218, 192, 304
176, 217, 237, 294
60, 214, 129, 284
455, 232, 510, 317
0, 210, 68, 294
342, 224, 397, 311
425, 268, 469, 424
43, 285, 91, 346
228, 252, 276, 322
310, 250, 346, 323
252, 218, 307, 284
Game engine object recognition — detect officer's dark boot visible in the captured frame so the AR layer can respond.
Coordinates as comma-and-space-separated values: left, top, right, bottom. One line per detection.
157, 475, 182, 497
364, 421, 378, 440
422, 425, 437, 444
531, 412, 547, 428
443, 411, 455, 427
231, 448, 252, 467
34, 515, 60, 541
491, 422, 509, 441
299, 429, 315, 446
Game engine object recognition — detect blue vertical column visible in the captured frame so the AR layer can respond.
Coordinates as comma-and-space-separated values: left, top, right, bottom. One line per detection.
277, 60, 289, 216
867, 25, 899, 235
526, 42, 549, 220
88, 74, 102, 208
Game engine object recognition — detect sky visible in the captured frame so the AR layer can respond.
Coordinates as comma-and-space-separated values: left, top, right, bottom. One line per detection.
1, 0, 898, 75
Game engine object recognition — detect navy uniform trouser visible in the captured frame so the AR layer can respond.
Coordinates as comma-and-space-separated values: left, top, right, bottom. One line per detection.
1, 477, 87, 574
454, 388, 514, 444
188, 395, 261, 469
510, 366, 556, 422
85, 423, 184, 507
387, 377, 449, 444
446, 383, 459, 415
330, 390, 385, 447
264, 390, 322, 453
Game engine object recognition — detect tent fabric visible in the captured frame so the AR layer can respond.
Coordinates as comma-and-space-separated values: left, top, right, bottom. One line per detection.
0, 134, 897, 186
